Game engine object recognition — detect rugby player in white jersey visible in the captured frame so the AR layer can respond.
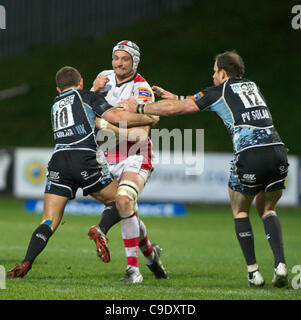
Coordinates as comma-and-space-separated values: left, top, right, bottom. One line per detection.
88, 41, 168, 283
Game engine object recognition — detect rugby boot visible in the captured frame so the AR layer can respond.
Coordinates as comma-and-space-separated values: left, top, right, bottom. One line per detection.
272, 262, 288, 288
7, 261, 31, 279
88, 225, 110, 263
120, 266, 143, 283
147, 244, 168, 279
248, 270, 265, 287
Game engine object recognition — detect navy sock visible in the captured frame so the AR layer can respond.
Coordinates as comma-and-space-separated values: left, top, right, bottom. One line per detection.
23, 223, 53, 264
98, 201, 121, 235
234, 217, 257, 266
263, 213, 286, 268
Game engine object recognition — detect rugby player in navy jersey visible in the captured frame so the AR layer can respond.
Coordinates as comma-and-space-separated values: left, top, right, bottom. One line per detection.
6, 66, 158, 279
120, 51, 289, 288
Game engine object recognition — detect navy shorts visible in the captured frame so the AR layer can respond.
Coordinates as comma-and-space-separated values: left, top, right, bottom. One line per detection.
228, 145, 289, 196
44, 150, 113, 199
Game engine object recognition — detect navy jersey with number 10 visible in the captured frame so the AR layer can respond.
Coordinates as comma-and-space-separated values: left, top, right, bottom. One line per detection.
51, 89, 113, 152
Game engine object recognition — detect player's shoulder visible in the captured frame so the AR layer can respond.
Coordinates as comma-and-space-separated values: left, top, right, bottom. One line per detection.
77, 89, 93, 96
133, 73, 152, 90
134, 73, 148, 84
77, 89, 103, 102
226, 78, 255, 87
133, 73, 154, 102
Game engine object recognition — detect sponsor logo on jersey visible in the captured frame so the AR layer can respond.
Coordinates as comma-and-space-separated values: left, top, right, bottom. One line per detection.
59, 94, 75, 108
138, 88, 152, 100
191, 91, 204, 101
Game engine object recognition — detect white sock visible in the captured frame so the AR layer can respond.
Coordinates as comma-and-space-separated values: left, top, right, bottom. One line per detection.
121, 214, 140, 270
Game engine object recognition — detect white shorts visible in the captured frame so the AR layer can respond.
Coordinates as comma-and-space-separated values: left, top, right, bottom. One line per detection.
108, 155, 153, 183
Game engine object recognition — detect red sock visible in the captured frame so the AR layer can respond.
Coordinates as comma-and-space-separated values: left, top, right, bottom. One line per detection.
139, 234, 153, 258
139, 219, 154, 263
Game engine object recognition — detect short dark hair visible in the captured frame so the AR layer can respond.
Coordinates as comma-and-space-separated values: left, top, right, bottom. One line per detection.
215, 51, 245, 78
56, 66, 82, 91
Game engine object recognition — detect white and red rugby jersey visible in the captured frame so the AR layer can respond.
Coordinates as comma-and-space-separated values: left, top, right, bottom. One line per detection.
98, 70, 154, 169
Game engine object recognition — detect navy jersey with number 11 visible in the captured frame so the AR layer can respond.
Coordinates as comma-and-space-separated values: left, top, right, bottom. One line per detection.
192, 78, 284, 154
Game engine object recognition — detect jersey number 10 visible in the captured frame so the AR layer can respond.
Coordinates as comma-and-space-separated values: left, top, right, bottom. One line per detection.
53, 104, 75, 132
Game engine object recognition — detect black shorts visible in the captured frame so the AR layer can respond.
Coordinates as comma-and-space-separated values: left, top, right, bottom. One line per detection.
44, 150, 113, 199
228, 145, 289, 195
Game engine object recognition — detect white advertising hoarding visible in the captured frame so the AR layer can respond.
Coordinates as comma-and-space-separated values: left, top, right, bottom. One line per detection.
13, 148, 299, 206
142, 151, 299, 206
13, 148, 52, 198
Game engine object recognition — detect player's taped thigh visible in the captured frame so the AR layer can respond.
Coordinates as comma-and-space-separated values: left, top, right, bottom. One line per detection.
117, 180, 140, 203
117, 180, 141, 219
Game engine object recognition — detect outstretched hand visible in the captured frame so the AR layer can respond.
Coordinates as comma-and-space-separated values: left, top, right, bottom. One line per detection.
152, 85, 177, 100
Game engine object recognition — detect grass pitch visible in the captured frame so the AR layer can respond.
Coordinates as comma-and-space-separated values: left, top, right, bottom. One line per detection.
0, 197, 300, 300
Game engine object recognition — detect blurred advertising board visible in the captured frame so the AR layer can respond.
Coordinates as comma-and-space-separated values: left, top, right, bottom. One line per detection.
11, 148, 299, 206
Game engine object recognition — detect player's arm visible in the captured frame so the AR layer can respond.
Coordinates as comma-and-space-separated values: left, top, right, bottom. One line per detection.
97, 81, 159, 140
95, 117, 151, 142
120, 97, 200, 116
102, 107, 158, 128
91, 90, 158, 128
121, 85, 223, 116
113, 81, 159, 137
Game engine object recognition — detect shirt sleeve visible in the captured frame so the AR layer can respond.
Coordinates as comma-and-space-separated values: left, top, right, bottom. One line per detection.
133, 81, 155, 104
192, 84, 223, 111
91, 92, 114, 117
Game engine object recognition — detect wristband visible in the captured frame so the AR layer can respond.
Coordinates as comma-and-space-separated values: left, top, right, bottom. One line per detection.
136, 104, 146, 114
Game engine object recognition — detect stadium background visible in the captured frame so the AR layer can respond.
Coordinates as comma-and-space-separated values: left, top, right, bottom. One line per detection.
0, 0, 300, 300
0, 0, 300, 204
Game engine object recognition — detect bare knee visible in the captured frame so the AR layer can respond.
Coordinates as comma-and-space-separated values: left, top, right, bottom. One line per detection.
255, 190, 282, 219
116, 195, 134, 217
229, 188, 254, 219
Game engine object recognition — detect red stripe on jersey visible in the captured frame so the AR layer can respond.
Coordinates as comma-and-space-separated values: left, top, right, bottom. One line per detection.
134, 74, 146, 83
